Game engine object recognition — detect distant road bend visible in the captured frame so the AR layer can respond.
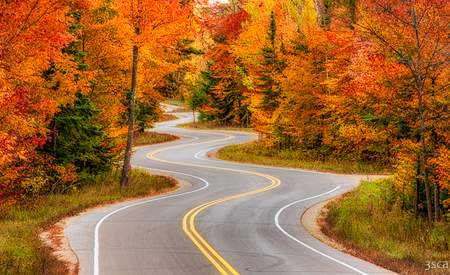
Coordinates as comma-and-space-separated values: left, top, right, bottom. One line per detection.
65, 111, 394, 275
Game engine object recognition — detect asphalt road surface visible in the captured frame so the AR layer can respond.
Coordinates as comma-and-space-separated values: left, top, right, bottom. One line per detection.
65, 111, 394, 275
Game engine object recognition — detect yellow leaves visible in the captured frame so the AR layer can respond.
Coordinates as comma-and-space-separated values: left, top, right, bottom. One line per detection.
394, 160, 416, 196
393, 140, 420, 196
54, 163, 78, 184
337, 124, 377, 147
20, 176, 48, 197
430, 146, 450, 191
281, 0, 317, 31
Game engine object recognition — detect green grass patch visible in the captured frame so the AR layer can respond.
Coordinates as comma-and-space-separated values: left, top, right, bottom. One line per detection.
217, 142, 388, 174
133, 131, 178, 147
179, 121, 254, 132
325, 179, 450, 274
164, 99, 187, 107
0, 169, 177, 275
163, 99, 191, 112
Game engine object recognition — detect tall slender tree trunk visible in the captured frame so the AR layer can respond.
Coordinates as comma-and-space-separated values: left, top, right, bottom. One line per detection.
411, 5, 433, 226
414, 157, 420, 217
52, 120, 57, 153
417, 81, 433, 225
434, 184, 441, 222
418, 86, 432, 225
121, 44, 139, 188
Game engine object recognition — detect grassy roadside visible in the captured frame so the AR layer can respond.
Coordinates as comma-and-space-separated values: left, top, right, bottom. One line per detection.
179, 121, 254, 132
164, 99, 187, 107
0, 132, 179, 274
216, 140, 450, 273
133, 131, 178, 146
159, 113, 178, 122
217, 142, 389, 174
0, 169, 177, 275
323, 179, 450, 274
163, 99, 191, 112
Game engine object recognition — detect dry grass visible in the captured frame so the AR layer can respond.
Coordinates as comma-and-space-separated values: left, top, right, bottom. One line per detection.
159, 113, 178, 122
133, 131, 178, 146
179, 121, 254, 132
323, 179, 450, 275
217, 142, 389, 174
163, 99, 191, 112
0, 169, 177, 275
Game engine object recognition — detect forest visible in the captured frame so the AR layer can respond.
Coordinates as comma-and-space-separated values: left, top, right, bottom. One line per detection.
191, 0, 449, 226
0, 0, 448, 226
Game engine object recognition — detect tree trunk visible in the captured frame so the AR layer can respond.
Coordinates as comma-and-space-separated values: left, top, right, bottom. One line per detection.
411, 5, 432, 226
419, 85, 432, 225
414, 157, 420, 217
52, 120, 57, 153
434, 184, 441, 222
121, 44, 139, 188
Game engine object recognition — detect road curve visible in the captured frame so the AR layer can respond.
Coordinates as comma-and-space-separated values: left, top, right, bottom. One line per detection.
65, 111, 394, 275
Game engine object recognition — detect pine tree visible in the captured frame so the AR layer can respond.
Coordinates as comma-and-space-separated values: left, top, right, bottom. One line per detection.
135, 97, 159, 133
45, 92, 111, 179
257, 11, 284, 113
193, 66, 220, 122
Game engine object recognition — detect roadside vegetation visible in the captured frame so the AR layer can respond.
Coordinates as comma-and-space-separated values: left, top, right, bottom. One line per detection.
324, 179, 450, 274
159, 113, 178, 122
164, 99, 190, 108
217, 142, 389, 174
179, 121, 254, 132
189, 1, 448, 272
134, 132, 178, 147
0, 129, 179, 274
1, 0, 448, 274
0, 169, 177, 275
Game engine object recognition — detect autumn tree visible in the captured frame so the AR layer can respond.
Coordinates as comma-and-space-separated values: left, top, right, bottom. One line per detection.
195, 3, 251, 126
117, 0, 194, 187
252, 11, 287, 137
359, 0, 449, 224
0, 0, 76, 201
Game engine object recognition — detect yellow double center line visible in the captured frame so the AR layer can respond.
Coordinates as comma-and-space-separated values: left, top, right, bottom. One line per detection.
146, 132, 282, 274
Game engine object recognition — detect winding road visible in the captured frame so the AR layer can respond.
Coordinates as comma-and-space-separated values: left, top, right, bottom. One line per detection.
65, 110, 393, 275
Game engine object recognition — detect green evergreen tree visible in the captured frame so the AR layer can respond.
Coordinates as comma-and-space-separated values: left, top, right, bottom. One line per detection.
45, 92, 111, 179
192, 65, 220, 122
257, 11, 285, 112
191, 63, 251, 126
135, 97, 159, 133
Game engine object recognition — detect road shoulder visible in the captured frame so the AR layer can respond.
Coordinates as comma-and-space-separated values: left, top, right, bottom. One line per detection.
40, 175, 182, 274
301, 188, 398, 275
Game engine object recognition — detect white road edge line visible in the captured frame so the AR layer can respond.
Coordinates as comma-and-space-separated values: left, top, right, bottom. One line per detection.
198, 146, 369, 274
94, 132, 368, 275
93, 168, 210, 275
194, 146, 222, 160
274, 185, 369, 275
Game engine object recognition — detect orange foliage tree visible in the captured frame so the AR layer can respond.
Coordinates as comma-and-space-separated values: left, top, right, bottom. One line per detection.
0, 0, 76, 202
116, 0, 194, 186
197, 0, 449, 221
359, 0, 449, 223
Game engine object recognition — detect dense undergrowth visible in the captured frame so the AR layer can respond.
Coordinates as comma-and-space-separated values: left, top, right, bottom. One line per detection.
133, 131, 178, 147
179, 121, 254, 132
